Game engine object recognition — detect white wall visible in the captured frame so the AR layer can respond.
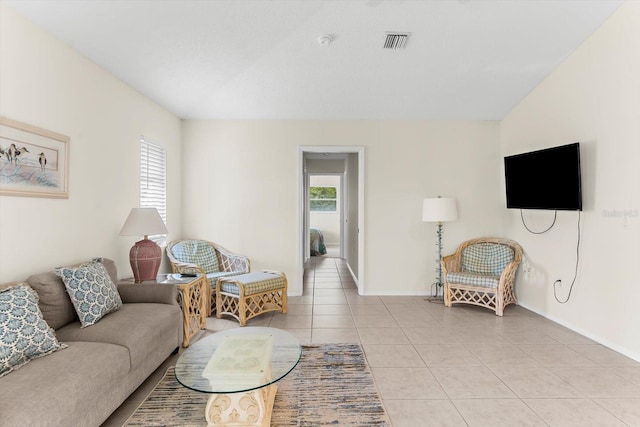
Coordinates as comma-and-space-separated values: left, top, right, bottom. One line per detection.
181, 120, 503, 296
309, 174, 341, 245
500, 2, 640, 360
306, 159, 345, 174
0, 4, 182, 282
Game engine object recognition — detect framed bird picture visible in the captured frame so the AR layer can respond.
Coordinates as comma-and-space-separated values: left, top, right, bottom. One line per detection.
0, 117, 69, 198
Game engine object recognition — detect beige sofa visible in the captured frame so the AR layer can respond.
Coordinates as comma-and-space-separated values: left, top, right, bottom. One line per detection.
0, 258, 183, 427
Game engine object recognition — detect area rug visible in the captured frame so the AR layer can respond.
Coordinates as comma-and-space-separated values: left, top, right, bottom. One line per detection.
124, 343, 390, 426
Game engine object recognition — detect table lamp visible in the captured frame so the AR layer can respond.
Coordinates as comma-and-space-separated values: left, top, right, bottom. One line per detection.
422, 197, 458, 297
119, 208, 168, 283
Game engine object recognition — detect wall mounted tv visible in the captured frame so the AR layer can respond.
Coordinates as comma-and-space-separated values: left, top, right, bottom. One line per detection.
504, 142, 582, 211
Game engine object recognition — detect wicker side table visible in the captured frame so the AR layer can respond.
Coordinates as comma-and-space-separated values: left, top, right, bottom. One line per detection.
119, 274, 208, 347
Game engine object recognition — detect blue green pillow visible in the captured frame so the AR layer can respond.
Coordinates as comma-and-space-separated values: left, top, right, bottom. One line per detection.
0, 284, 67, 377
55, 260, 122, 328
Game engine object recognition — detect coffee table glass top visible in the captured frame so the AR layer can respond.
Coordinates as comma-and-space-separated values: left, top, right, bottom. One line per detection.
156, 273, 204, 284
175, 327, 302, 394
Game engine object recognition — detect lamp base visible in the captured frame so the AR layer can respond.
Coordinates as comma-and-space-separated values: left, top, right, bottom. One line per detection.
425, 282, 445, 303
425, 294, 445, 304
130, 238, 162, 283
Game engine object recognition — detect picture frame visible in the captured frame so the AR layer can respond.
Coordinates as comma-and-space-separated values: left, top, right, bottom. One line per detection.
0, 117, 69, 198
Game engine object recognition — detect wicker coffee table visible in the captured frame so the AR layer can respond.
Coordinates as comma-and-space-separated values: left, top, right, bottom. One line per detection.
175, 326, 301, 427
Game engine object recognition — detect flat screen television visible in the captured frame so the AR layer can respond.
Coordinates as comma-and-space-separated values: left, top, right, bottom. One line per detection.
504, 143, 582, 211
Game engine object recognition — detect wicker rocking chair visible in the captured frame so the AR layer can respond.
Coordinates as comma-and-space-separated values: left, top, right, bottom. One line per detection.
166, 239, 250, 316
442, 237, 523, 316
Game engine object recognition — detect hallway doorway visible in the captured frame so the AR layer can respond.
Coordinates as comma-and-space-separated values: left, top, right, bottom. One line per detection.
298, 146, 364, 295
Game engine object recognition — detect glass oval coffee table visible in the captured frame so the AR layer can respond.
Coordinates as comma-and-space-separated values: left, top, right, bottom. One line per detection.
175, 326, 301, 427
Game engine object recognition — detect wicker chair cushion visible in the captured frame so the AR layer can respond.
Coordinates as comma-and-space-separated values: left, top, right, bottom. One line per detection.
461, 243, 514, 275
220, 272, 286, 296
446, 272, 500, 289
170, 241, 220, 274
205, 272, 239, 289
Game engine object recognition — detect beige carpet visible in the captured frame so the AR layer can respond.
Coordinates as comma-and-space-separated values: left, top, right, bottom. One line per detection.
125, 343, 390, 426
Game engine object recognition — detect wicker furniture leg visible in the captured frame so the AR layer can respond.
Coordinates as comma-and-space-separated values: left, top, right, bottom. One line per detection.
175, 275, 208, 347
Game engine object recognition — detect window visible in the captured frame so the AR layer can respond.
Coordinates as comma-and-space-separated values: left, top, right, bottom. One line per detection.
310, 186, 337, 212
140, 136, 167, 243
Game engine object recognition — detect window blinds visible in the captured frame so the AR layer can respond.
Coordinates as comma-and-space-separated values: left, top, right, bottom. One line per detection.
140, 137, 167, 238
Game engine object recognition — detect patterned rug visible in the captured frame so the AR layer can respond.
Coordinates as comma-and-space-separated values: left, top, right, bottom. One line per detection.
125, 343, 390, 426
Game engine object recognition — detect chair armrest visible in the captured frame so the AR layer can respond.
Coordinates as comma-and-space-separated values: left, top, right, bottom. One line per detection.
497, 260, 521, 290
441, 254, 461, 277
118, 283, 179, 305
169, 261, 205, 275
217, 248, 250, 274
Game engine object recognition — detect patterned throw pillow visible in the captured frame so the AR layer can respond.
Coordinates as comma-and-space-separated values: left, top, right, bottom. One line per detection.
55, 260, 123, 328
0, 284, 67, 378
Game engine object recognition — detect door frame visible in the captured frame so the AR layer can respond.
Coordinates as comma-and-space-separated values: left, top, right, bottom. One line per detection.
297, 146, 365, 295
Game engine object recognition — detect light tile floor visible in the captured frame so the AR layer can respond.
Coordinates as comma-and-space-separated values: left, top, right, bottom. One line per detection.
103, 256, 640, 426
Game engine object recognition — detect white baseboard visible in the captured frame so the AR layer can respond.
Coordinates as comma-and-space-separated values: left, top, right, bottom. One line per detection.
346, 262, 359, 289
518, 302, 640, 363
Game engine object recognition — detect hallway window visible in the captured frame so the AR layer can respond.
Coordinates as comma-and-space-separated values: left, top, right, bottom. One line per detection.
310, 186, 337, 212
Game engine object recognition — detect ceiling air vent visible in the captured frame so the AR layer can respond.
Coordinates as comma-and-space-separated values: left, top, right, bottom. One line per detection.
384, 32, 410, 50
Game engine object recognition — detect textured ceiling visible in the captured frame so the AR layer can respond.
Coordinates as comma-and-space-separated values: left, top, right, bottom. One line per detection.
4, 0, 623, 120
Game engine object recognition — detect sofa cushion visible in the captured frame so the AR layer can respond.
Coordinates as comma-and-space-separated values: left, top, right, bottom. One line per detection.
55, 303, 181, 369
55, 260, 123, 328
171, 240, 220, 273
447, 272, 500, 289
25, 270, 77, 330
0, 341, 130, 427
0, 284, 67, 377
26, 258, 119, 330
461, 243, 514, 275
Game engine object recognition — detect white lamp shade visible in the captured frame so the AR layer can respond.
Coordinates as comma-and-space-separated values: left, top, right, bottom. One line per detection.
119, 208, 168, 237
422, 197, 458, 222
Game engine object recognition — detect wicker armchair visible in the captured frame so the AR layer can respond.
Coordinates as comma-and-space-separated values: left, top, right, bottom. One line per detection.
166, 239, 250, 315
442, 237, 523, 316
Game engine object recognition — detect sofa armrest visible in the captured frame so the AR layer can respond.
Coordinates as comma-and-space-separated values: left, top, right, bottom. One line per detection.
117, 283, 178, 305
